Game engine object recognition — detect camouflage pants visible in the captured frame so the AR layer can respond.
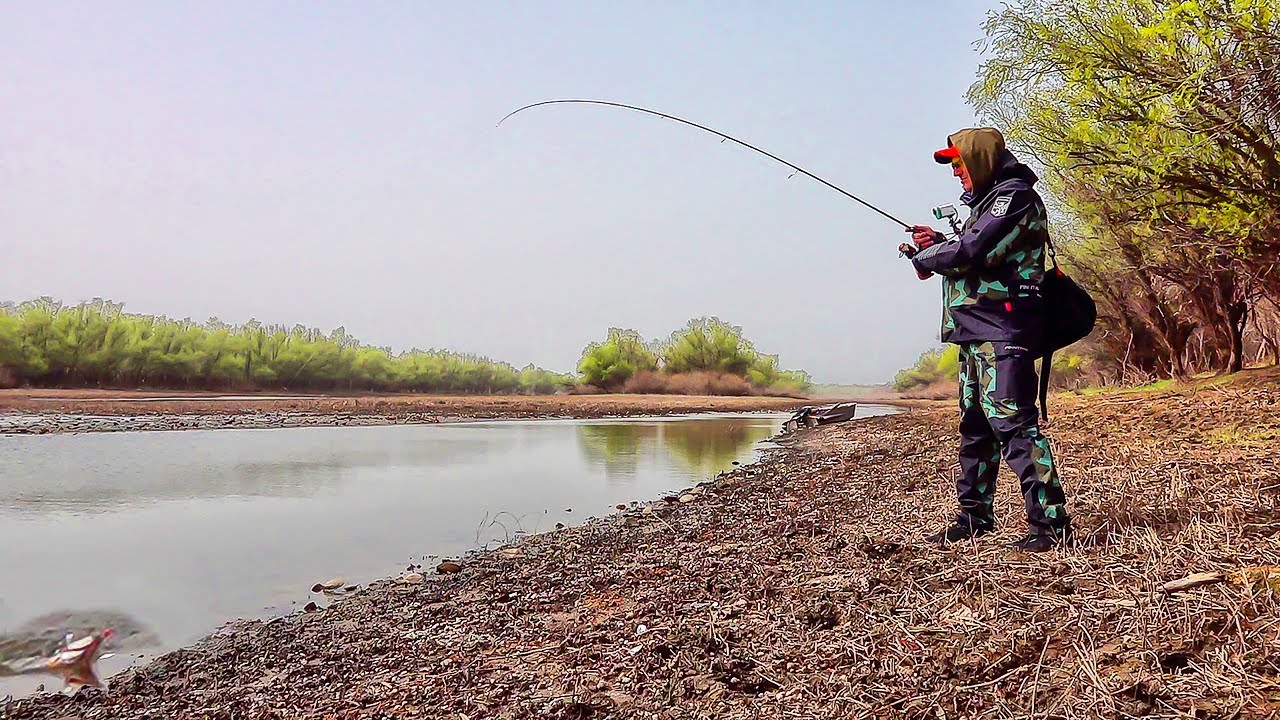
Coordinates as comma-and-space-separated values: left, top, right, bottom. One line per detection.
956, 341, 1069, 536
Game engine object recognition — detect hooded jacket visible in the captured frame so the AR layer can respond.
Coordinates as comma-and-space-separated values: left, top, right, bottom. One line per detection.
912, 128, 1050, 347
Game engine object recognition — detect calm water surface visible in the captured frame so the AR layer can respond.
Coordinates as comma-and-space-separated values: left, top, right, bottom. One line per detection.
0, 408, 894, 694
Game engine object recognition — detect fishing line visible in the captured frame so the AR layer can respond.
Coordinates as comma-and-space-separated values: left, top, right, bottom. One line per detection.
498, 99, 911, 229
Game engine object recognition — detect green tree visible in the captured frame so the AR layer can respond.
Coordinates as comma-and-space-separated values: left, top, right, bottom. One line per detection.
893, 346, 961, 392
662, 317, 757, 376
518, 364, 572, 395
746, 354, 813, 395
970, 0, 1280, 375
0, 312, 23, 369
577, 328, 659, 389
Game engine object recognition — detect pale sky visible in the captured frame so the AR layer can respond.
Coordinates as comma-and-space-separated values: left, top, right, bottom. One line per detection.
2, 1, 997, 384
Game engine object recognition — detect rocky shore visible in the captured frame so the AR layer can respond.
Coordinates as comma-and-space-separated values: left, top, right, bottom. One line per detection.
4, 373, 1278, 719
0, 412, 454, 435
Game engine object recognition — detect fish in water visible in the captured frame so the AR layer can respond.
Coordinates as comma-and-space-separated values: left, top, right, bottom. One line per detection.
42, 629, 113, 690
0, 609, 159, 693
0, 629, 112, 692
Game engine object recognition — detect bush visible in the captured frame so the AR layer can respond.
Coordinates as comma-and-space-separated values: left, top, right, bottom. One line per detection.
517, 365, 573, 395
664, 371, 755, 396
747, 354, 812, 396
577, 328, 660, 390
763, 373, 812, 398
894, 346, 961, 392
662, 318, 757, 376
619, 370, 669, 394
670, 368, 757, 392
578, 317, 813, 396
1049, 351, 1092, 389
617, 370, 756, 396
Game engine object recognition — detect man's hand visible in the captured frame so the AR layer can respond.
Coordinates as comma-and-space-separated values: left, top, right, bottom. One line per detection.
904, 226, 943, 279
910, 225, 945, 250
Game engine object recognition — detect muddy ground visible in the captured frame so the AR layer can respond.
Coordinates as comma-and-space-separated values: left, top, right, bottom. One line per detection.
4, 372, 1279, 719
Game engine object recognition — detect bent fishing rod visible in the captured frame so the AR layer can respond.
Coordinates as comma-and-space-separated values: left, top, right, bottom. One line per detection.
498, 99, 912, 230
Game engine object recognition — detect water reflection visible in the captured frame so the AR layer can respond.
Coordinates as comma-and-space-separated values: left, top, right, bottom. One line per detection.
577, 416, 778, 482
576, 423, 662, 482
664, 419, 775, 476
0, 426, 514, 515
0, 413, 800, 700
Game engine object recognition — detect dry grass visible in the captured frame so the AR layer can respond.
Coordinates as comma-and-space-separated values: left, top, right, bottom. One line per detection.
619, 370, 677, 395
622, 371, 756, 397
901, 379, 955, 401
8, 378, 1279, 719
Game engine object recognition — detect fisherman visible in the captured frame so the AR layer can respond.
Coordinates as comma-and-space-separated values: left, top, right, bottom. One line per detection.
903, 128, 1072, 552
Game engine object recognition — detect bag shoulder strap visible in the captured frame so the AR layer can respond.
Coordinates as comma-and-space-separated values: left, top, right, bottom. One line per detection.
1039, 350, 1052, 422
1044, 227, 1059, 269
1040, 229, 1056, 423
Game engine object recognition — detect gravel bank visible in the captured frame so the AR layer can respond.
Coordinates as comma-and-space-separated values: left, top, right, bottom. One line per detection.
0, 393, 821, 435
0, 412, 450, 435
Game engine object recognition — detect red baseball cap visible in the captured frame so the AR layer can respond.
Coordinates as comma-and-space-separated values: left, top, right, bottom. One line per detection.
933, 144, 961, 164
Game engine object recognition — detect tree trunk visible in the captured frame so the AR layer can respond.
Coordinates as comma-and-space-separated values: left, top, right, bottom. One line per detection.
1226, 299, 1248, 373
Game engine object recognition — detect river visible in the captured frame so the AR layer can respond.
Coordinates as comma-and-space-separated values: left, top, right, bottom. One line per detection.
0, 407, 894, 695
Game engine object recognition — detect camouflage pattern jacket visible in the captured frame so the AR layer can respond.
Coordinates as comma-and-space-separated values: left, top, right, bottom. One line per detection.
912, 153, 1050, 348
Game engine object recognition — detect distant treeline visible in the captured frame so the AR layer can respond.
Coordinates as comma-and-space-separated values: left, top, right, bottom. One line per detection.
0, 300, 814, 397
0, 298, 570, 394
576, 319, 812, 397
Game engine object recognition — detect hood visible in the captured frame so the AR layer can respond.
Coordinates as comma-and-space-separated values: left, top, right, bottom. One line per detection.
945, 130, 1039, 205
948, 127, 1007, 196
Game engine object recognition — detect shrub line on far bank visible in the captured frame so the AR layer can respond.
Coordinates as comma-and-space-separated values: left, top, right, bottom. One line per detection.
1, 301, 815, 399
0, 298, 570, 395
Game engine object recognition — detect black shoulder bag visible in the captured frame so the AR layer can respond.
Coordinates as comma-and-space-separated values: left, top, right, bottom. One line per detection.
1038, 242, 1097, 420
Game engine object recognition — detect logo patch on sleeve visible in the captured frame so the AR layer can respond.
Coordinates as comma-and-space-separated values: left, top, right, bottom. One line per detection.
991, 194, 1013, 217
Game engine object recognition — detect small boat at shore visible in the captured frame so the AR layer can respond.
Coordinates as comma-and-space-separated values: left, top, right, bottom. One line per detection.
783, 402, 859, 432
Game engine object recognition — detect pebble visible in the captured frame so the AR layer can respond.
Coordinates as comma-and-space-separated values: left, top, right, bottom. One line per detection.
311, 578, 345, 593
